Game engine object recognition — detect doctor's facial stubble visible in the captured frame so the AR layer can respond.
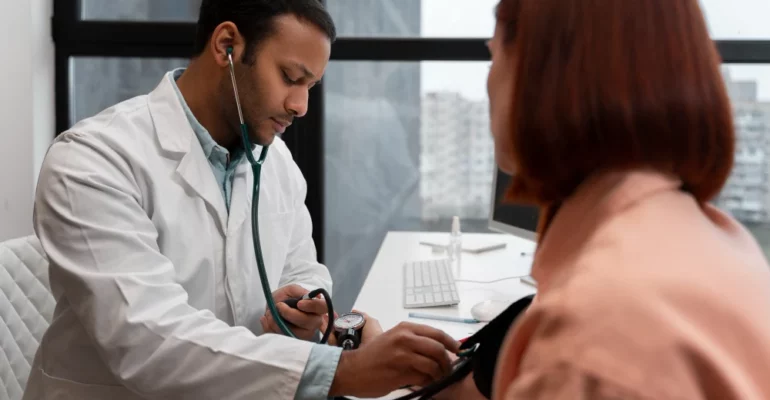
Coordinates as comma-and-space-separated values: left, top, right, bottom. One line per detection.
220, 15, 331, 147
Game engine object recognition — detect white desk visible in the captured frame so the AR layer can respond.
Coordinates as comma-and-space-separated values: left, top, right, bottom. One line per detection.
348, 231, 537, 399
353, 231, 537, 341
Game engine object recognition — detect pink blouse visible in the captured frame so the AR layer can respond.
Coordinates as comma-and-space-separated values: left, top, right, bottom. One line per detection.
492, 170, 770, 399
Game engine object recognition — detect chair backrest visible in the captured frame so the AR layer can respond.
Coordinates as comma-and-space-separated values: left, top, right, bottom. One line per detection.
0, 235, 54, 400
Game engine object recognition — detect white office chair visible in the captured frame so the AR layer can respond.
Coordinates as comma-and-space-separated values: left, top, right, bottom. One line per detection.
0, 235, 55, 400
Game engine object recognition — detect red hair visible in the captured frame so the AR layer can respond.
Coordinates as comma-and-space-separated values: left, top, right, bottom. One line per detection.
495, 0, 735, 236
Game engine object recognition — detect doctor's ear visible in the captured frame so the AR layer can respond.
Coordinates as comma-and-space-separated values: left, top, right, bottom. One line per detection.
210, 21, 244, 67
212, 42, 244, 68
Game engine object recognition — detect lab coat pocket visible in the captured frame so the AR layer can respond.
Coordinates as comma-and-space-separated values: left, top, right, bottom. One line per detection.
235, 210, 295, 329
253, 210, 294, 284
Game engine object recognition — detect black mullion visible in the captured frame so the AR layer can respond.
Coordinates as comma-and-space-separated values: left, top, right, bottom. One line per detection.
331, 38, 490, 60
718, 41, 770, 63
302, 0, 325, 262
53, 21, 196, 49
53, 23, 770, 64
56, 39, 770, 64
54, 0, 79, 24
281, 85, 326, 262
54, 50, 70, 134
58, 43, 195, 59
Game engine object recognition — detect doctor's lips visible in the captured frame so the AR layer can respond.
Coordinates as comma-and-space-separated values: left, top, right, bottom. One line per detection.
270, 117, 292, 134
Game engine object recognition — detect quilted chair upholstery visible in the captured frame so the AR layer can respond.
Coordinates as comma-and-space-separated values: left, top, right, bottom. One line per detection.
0, 236, 54, 400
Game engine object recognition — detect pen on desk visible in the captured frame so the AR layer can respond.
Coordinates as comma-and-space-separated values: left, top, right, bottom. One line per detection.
419, 241, 507, 254
520, 275, 538, 288
408, 312, 479, 324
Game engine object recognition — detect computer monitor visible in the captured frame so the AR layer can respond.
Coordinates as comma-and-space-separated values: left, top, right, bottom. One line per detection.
488, 168, 539, 241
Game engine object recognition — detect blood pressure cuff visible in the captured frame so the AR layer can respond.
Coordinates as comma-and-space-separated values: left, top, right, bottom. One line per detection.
458, 294, 535, 399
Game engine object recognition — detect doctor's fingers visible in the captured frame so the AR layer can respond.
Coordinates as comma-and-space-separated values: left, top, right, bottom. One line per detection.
264, 312, 319, 340
260, 315, 279, 334
263, 311, 308, 333
275, 284, 310, 301
297, 297, 329, 315
397, 322, 460, 354
406, 353, 449, 386
355, 311, 384, 342
321, 315, 339, 346
277, 303, 324, 331
405, 334, 454, 376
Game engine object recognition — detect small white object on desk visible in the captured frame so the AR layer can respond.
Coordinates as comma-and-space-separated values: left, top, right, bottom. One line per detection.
470, 299, 510, 322
447, 216, 463, 276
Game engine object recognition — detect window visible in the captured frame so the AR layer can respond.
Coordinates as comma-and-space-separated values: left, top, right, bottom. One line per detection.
714, 65, 770, 259
321, 0, 495, 308
700, 0, 770, 39
70, 57, 188, 124
327, 0, 497, 38
80, 0, 202, 22
326, 0, 770, 39
323, 60, 496, 309
55, 0, 770, 309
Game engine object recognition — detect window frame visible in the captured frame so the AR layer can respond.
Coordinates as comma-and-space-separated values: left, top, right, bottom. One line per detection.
53, 0, 770, 262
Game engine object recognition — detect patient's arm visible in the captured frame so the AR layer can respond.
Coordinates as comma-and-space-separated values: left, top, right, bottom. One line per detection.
433, 374, 487, 400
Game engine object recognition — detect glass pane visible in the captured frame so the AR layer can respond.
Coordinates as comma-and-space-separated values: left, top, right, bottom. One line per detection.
324, 61, 493, 309
714, 65, 770, 260
700, 0, 770, 39
70, 57, 188, 125
327, 0, 497, 38
328, 0, 770, 39
80, 0, 201, 22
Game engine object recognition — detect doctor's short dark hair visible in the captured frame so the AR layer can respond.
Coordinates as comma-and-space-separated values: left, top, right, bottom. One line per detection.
193, 0, 336, 64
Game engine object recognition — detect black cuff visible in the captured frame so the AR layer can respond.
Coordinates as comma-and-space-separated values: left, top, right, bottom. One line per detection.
458, 295, 534, 399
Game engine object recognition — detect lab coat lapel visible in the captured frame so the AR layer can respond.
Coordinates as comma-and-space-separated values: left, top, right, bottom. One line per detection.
148, 73, 228, 235
176, 151, 229, 235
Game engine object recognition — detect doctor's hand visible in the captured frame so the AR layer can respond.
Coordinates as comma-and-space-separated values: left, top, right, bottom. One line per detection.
328, 321, 460, 399
260, 284, 328, 341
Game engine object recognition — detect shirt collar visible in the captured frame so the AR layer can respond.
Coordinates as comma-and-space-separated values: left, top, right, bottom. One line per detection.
531, 169, 682, 291
168, 68, 244, 165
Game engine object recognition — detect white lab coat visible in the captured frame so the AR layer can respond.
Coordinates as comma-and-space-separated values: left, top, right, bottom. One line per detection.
23, 74, 333, 400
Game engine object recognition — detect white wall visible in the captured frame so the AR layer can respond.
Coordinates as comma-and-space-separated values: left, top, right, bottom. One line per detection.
0, 0, 55, 241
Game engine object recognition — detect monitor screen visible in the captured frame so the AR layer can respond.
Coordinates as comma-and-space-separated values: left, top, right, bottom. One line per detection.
488, 168, 540, 240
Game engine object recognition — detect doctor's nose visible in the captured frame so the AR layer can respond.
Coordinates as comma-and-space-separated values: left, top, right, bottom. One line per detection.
285, 89, 309, 118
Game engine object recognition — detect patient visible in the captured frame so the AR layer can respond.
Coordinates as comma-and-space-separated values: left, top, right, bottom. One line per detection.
436, 0, 770, 398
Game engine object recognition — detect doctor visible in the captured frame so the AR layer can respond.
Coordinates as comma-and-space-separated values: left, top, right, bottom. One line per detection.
25, 0, 459, 399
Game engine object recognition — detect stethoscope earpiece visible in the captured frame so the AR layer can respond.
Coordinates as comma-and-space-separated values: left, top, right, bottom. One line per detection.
226, 46, 234, 67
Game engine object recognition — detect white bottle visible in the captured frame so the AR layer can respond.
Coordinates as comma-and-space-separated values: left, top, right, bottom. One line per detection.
447, 216, 462, 276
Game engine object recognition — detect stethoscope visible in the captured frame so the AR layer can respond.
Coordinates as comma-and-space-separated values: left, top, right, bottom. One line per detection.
226, 46, 477, 398
226, 46, 334, 344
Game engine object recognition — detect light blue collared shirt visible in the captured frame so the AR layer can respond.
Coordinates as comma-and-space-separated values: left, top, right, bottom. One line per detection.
170, 68, 243, 210
169, 68, 342, 399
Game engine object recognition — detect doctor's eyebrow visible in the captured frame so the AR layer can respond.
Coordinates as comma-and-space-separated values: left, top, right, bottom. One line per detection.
287, 62, 323, 87
289, 62, 316, 80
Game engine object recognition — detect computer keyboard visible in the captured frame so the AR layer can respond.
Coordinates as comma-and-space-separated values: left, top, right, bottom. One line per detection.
403, 259, 460, 308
